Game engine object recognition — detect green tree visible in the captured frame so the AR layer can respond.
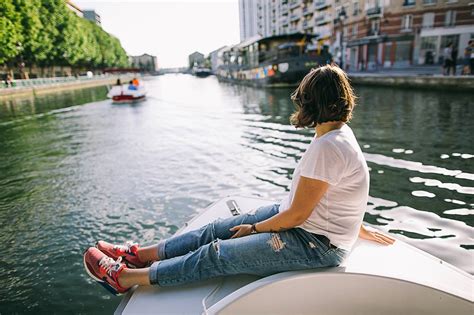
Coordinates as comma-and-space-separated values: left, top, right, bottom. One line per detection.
12, 0, 51, 66
77, 19, 102, 69
0, 0, 23, 65
2, 0, 129, 74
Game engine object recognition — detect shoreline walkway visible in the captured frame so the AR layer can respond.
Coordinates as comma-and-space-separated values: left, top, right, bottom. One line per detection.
0, 74, 134, 99
347, 65, 474, 91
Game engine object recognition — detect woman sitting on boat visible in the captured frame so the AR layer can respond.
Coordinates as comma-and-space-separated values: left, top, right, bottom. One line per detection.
83, 65, 395, 294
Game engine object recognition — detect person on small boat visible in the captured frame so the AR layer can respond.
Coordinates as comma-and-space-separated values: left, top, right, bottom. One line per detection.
128, 80, 137, 91
84, 65, 395, 295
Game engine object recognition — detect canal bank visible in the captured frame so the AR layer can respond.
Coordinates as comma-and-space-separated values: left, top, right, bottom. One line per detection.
349, 74, 474, 91
0, 75, 134, 100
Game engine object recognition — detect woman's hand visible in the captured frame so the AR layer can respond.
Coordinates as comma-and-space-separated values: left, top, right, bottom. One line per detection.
359, 225, 395, 245
230, 224, 253, 239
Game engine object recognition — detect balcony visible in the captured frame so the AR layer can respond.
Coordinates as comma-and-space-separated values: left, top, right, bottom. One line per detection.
290, 13, 300, 22
366, 6, 382, 18
281, 4, 289, 13
315, 14, 330, 26
367, 29, 380, 36
281, 16, 289, 25
315, 25, 332, 38
302, 4, 314, 15
289, 0, 301, 9
314, 0, 330, 10
303, 19, 312, 28
289, 25, 298, 33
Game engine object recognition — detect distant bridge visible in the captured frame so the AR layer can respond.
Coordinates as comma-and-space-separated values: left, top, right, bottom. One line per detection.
158, 67, 190, 74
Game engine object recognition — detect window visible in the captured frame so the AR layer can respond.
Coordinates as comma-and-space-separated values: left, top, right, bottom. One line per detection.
371, 20, 380, 34
403, 0, 415, 6
395, 41, 412, 62
445, 10, 456, 26
352, 24, 358, 37
421, 36, 437, 50
423, 0, 436, 4
422, 12, 435, 28
353, 1, 359, 15
401, 15, 413, 30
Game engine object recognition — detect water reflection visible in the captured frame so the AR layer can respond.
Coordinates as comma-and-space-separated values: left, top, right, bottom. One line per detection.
0, 75, 472, 314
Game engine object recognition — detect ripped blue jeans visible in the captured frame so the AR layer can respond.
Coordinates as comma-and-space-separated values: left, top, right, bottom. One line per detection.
149, 204, 347, 286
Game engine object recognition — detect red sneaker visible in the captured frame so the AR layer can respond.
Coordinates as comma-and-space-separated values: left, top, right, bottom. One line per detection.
83, 247, 129, 295
96, 240, 147, 268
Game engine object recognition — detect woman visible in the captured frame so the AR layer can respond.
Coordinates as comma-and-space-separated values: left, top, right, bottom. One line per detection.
84, 65, 395, 294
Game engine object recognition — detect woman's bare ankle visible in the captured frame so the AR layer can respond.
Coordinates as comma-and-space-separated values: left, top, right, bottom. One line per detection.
137, 245, 160, 263
119, 268, 151, 287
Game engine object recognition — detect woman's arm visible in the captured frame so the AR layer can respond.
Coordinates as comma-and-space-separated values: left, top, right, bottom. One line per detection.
230, 176, 328, 238
358, 224, 395, 245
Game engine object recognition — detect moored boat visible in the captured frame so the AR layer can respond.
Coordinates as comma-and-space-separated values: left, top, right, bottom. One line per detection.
193, 67, 212, 77
115, 195, 473, 315
216, 33, 332, 88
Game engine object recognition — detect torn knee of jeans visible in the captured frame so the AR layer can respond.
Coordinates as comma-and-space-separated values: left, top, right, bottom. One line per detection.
267, 233, 286, 252
211, 239, 221, 257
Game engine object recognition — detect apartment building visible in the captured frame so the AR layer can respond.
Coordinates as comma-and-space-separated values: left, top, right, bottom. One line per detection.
343, 0, 474, 71
130, 54, 159, 72
239, 0, 473, 70
239, 0, 259, 41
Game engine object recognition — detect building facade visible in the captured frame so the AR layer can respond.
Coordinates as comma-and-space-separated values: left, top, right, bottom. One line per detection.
239, 0, 260, 41
188, 52, 205, 68
129, 54, 159, 72
343, 0, 474, 71
209, 46, 229, 74
83, 10, 101, 26
238, 0, 474, 70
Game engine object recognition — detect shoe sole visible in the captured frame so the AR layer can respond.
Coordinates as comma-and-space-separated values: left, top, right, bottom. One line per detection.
83, 249, 121, 296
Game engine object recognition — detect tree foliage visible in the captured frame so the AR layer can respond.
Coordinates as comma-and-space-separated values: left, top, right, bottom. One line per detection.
0, 0, 129, 70
0, 0, 23, 65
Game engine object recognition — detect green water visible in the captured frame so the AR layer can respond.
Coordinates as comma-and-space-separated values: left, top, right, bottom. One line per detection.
0, 75, 472, 314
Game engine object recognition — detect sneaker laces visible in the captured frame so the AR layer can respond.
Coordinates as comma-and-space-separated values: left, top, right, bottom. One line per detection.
99, 256, 123, 277
113, 241, 137, 255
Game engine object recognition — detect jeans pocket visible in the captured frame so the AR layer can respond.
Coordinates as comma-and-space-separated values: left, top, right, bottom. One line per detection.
306, 239, 331, 258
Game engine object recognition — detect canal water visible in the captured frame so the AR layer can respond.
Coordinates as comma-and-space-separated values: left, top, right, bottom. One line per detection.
0, 75, 472, 314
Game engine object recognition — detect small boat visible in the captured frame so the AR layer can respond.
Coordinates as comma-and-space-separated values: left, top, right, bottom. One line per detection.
107, 83, 147, 104
115, 196, 473, 314
193, 67, 213, 78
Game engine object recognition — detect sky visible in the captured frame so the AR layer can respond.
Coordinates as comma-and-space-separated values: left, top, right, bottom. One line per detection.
74, 0, 240, 68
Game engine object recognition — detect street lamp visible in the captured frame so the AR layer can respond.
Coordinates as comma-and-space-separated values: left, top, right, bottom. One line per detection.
338, 7, 347, 70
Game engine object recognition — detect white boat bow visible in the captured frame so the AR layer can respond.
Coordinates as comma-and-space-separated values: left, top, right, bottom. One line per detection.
115, 196, 473, 315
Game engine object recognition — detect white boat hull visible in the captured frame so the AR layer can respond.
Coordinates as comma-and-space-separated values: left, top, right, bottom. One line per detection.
107, 84, 147, 104
115, 196, 473, 314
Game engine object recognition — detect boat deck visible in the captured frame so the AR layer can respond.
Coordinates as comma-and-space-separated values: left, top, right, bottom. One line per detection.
115, 196, 473, 314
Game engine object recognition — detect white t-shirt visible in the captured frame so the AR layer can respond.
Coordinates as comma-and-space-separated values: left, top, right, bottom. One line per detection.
279, 124, 369, 251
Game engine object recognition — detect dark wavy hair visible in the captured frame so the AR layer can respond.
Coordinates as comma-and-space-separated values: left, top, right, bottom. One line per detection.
290, 65, 356, 128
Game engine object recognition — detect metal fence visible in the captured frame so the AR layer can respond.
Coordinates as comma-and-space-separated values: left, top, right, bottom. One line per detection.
1, 74, 121, 89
